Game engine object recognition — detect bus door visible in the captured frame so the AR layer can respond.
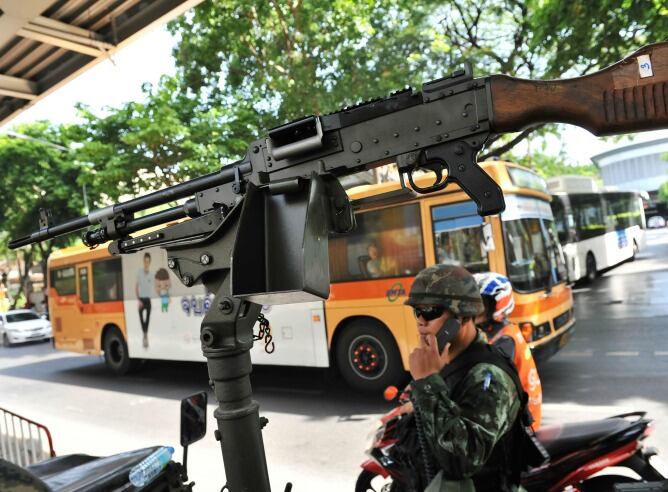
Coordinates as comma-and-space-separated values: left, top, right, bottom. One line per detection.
75, 263, 94, 351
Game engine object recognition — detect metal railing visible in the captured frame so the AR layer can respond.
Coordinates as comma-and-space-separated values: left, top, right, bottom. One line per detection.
0, 406, 55, 467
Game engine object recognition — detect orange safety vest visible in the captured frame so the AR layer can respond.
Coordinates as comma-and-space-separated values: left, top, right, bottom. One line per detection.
489, 323, 542, 429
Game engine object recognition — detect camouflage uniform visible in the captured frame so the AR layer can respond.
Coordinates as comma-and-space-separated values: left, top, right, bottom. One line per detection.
406, 265, 523, 492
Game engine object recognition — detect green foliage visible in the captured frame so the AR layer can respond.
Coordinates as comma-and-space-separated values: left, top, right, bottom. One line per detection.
0, 122, 86, 245
67, 76, 257, 203
508, 151, 600, 179
659, 180, 668, 204
169, 0, 445, 123
0, 122, 89, 299
529, 0, 668, 77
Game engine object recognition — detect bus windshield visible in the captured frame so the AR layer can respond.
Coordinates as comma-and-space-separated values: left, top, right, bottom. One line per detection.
502, 196, 567, 292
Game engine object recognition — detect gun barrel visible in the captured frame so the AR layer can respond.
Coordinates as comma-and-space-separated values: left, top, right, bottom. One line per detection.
116, 161, 250, 215
9, 161, 252, 250
9, 215, 91, 249
82, 203, 192, 248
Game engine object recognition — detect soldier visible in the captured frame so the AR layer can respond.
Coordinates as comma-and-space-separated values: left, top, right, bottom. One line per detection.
406, 264, 525, 492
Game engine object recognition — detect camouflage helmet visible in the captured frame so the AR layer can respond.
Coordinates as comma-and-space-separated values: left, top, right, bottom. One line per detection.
405, 264, 484, 317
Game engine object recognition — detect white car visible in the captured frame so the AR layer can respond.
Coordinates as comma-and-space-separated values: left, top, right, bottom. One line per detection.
1, 309, 52, 346
647, 216, 666, 228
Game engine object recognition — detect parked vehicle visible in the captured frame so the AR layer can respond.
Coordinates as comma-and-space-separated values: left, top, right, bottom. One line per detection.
0, 309, 52, 346
0, 393, 207, 491
357, 387, 667, 492
647, 216, 667, 229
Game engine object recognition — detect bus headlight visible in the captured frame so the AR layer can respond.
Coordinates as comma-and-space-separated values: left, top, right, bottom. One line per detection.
519, 322, 551, 343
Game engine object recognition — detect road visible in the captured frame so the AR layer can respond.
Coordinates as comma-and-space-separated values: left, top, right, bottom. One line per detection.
1, 227, 668, 491
540, 227, 668, 453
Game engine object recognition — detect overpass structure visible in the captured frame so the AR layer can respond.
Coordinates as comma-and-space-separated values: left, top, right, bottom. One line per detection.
0, 0, 202, 127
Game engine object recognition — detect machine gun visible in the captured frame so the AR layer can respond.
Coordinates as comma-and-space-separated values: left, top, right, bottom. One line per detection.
9, 41, 668, 491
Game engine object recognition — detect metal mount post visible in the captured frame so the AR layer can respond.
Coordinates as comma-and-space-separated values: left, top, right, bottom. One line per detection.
201, 272, 270, 492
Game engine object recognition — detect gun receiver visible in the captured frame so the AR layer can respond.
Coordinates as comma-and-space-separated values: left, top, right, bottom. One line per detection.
8, 41, 668, 492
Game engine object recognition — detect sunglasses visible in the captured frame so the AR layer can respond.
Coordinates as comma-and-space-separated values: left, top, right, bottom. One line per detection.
413, 306, 446, 321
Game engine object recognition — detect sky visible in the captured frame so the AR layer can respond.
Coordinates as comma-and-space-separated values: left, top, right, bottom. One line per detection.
3, 27, 667, 166
6, 27, 177, 127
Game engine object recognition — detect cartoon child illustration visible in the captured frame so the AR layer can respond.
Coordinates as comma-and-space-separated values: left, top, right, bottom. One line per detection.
154, 268, 171, 313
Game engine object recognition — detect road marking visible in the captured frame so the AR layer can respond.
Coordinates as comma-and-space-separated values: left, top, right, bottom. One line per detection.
560, 350, 593, 357
605, 351, 639, 357
655, 351, 668, 356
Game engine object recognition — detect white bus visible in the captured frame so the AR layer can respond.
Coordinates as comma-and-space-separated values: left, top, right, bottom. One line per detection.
550, 190, 646, 282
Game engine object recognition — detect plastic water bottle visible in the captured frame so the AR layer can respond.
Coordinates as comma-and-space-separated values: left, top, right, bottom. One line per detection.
128, 446, 175, 487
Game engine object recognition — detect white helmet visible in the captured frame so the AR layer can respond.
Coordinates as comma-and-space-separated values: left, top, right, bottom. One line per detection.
473, 272, 515, 321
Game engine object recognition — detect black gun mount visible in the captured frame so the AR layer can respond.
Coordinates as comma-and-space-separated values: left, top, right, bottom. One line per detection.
9, 64, 501, 492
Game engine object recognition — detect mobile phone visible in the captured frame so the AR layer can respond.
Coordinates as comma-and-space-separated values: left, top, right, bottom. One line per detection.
436, 317, 461, 353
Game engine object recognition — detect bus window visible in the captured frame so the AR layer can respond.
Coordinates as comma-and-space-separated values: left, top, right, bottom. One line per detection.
50, 266, 76, 296
430, 201, 488, 273
607, 192, 643, 230
507, 167, 548, 193
329, 203, 424, 281
571, 194, 606, 239
78, 267, 89, 304
93, 259, 123, 302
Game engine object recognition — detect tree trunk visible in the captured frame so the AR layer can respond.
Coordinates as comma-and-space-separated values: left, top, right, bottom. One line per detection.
12, 247, 34, 310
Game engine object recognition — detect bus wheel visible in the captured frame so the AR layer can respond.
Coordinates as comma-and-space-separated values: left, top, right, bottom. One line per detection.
103, 327, 132, 375
336, 320, 405, 392
631, 240, 639, 260
585, 253, 597, 283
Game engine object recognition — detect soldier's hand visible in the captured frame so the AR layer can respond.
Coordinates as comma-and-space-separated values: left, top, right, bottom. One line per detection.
409, 334, 451, 380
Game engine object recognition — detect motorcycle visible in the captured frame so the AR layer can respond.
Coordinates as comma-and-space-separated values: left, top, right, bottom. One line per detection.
357, 387, 668, 492
0, 392, 208, 492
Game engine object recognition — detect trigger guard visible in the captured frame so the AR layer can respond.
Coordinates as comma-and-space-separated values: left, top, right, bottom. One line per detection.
407, 167, 449, 194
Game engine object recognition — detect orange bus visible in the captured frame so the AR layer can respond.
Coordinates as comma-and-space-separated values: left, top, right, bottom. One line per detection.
47, 161, 574, 390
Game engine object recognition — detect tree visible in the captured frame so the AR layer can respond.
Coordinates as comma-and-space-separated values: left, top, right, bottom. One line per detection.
167, 0, 668, 159
72, 0, 667, 193
659, 180, 668, 204
169, 0, 445, 123
505, 151, 600, 180
67, 76, 246, 203
0, 122, 88, 306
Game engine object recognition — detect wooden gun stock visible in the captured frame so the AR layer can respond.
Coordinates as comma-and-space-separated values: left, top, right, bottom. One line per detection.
489, 41, 668, 136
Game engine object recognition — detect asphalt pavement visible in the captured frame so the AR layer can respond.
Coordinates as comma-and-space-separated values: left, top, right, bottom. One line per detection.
1, 227, 667, 490
540, 227, 668, 454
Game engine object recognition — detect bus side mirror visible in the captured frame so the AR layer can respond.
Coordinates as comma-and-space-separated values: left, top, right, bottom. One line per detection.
180, 391, 207, 446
